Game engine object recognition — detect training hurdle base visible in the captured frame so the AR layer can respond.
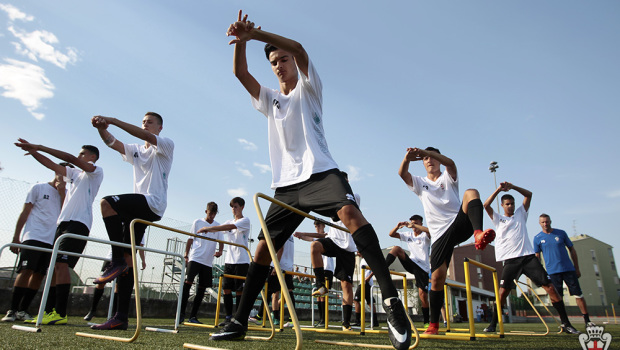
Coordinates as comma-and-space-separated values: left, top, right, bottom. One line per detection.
506, 279, 561, 336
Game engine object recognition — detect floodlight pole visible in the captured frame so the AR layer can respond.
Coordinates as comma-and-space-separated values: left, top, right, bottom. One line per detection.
489, 161, 500, 213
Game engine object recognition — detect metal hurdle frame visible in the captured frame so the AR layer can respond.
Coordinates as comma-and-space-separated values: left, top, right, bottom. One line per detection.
253, 192, 420, 350
359, 269, 409, 335
507, 279, 562, 336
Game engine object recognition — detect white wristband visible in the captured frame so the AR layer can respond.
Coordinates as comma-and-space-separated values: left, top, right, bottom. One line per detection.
105, 135, 116, 147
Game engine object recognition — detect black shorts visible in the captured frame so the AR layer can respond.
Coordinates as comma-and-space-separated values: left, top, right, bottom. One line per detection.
324, 270, 334, 289
55, 221, 90, 268
17, 240, 53, 275
257, 169, 358, 252
499, 254, 551, 290
267, 268, 294, 293
186, 261, 213, 289
354, 281, 376, 305
316, 238, 355, 283
430, 206, 473, 272
400, 257, 430, 290
102, 194, 161, 251
549, 271, 582, 297
223, 263, 249, 291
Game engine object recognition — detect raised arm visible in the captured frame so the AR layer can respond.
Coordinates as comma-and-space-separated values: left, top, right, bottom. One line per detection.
14, 139, 95, 175
502, 182, 532, 212
413, 147, 457, 181
293, 231, 326, 241
398, 149, 416, 188
92, 116, 125, 154
389, 222, 408, 238
483, 185, 502, 218
93, 115, 158, 147
197, 223, 237, 234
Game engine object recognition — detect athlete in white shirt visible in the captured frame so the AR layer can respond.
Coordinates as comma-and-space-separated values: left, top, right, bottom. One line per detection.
14, 140, 103, 325
398, 146, 494, 335
385, 215, 431, 327
482, 182, 580, 334
91, 111, 173, 330
2, 171, 65, 323
180, 201, 223, 324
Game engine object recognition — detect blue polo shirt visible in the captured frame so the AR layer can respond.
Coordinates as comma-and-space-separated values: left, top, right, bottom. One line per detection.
533, 229, 575, 274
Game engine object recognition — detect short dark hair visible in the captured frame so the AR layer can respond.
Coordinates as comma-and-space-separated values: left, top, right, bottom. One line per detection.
340, 171, 348, 181
230, 197, 245, 207
206, 201, 218, 213
82, 145, 99, 160
501, 194, 515, 203
264, 43, 279, 60
314, 220, 324, 226
145, 111, 163, 126
539, 213, 551, 220
409, 215, 423, 222
425, 146, 441, 154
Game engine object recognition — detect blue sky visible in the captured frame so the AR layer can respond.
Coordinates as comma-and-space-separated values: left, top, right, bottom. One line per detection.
1, 1, 619, 268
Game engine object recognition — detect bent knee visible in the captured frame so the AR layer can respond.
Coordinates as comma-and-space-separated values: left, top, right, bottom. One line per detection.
464, 188, 480, 197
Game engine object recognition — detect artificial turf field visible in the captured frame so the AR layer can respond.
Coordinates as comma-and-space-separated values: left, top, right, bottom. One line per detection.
1, 317, 618, 349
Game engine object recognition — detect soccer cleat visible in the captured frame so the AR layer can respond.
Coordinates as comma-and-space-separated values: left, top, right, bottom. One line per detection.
586, 321, 596, 328
443, 321, 447, 327
218, 316, 232, 327
248, 316, 259, 324
84, 311, 95, 321
342, 324, 353, 331
94, 262, 128, 284
315, 320, 325, 328
188, 317, 203, 324
40, 310, 67, 325
423, 322, 430, 329
2, 310, 16, 322
273, 318, 280, 326
560, 323, 581, 334
423, 322, 439, 335
351, 322, 361, 327
383, 297, 412, 350
90, 314, 128, 330
24, 311, 48, 324
474, 229, 496, 250
483, 325, 496, 332
210, 318, 246, 341
16, 311, 34, 321
283, 321, 293, 328
311, 286, 328, 297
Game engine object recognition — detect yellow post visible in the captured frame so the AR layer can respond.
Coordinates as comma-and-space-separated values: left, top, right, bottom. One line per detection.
492, 270, 504, 337
444, 284, 451, 331
361, 267, 366, 335
612, 303, 617, 324
324, 277, 330, 330
214, 276, 224, 326
463, 260, 476, 340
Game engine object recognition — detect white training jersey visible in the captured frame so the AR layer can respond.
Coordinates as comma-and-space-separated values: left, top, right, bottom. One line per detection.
272, 235, 294, 272
322, 255, 334, 272
222, 217, 251, 265
408, 171, 460, 245
188, 219, 222, 267
326, 193, 360, 252
252, 59, 339, 189
359, 258, 374, 286
398, 231, 431, 273
58, 164, 104, 230
491, 206, 534, 261
22, 183, 62, 245
122, 135, 174, 217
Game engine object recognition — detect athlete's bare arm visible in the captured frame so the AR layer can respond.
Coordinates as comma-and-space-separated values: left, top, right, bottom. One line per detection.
502, 182, 532, 212
14, 139, 96, 175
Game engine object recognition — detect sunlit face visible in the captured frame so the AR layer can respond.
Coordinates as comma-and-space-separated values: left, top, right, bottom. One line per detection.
411, 219, 423, 235
78, 148, 96, 163
539, 216, 552, 232
142, 114, 162, 135
231, 202, 243, 218
205, 209, 217, 223
314, 222, 325, 233
423, 155, 440, 174
501, 199, 516, 216
269, 49, 297, 83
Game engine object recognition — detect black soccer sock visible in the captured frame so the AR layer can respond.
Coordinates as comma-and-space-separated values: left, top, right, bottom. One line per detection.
314, 267, 325, 289
285, 291, 296, 320
20, 288, 38, 312
429, 290, 444, 324
55, 284, 71, 317
116, 268, 134, 320
45, 286, 56, 313
467, 199, 484, 231
180, 282, 192, 316
422, 307, 430, 324
91, 287, 105, 312
583, 313, 591, 324
552, 301, 570, 325
10, 286, 26, 311
191, 286, 206, 318
223, 294, 233, 317
103, 215, 125, 262
318, 300, 325, 321
342, 304, 352, 326
355, 312, 361, 323
385, 253, 396, 267
489, 304, 499, 327
112, 292, 119, 313
233, 262, 271, 326
352, 224, 398, 300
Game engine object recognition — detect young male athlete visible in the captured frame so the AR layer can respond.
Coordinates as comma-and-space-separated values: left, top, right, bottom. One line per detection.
196, 197, 250, 326
385, 215, 431, 327
398, 146, 495, 335
2, 170, 65, 322
90, 112, 174, 330
14, 140, 104, 325
213, 11, 411, 349
482, 182, 580, 334
534, 214, 594, 329
180, 201, 223, 324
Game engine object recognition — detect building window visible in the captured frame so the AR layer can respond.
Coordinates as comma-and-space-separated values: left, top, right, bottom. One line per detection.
600, 294, 606, 306
597, 280, 603, 292
612, 261, 617, 272
594, 264, 599, 277
591, 250, 596, 261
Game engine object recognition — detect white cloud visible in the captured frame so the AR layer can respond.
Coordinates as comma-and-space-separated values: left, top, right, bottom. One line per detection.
0, 3, 34, 22
0, 58, 53, 119
235, 161, 253, 178
227, 188, 247, 197
238, 138, 257, 151
345, 165, 362, 182
253, 162, 271, 174
8, 26, 78, 69
607, 190, 620, 198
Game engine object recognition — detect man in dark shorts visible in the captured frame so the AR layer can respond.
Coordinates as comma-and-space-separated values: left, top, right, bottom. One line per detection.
482, 182, 580, 334
398, 146, 495, 335
213, 11, 411, 349
14, 140, 104, 325
90, 112, 174, 330
385, 215, 431, 327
